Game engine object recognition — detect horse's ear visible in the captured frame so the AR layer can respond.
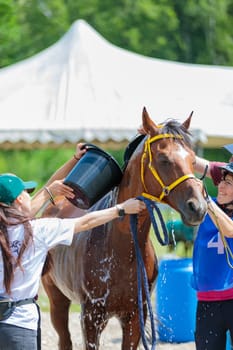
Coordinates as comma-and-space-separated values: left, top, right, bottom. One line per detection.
182, 111, 193, 130
142, 107, 158, 134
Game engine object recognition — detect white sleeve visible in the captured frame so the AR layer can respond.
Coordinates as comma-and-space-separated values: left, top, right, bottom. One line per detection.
31, 218, 75, 249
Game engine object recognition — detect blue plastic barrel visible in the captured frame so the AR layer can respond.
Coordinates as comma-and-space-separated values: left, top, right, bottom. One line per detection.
156, 258, 197, 342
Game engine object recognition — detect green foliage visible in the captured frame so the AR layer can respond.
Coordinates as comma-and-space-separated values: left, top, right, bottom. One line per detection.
1, 0, 233, 67
0, 147, 73, 188
0, 0, 69, 67
105, 148, 125, 168
0, 0, 21, 67
17, 0, 69, 57
172, 0, 233, 65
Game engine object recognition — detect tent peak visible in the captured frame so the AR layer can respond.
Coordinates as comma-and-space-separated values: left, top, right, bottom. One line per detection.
61, 18, 111, 50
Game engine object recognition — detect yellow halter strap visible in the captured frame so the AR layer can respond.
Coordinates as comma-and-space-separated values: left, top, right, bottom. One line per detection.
141, 134, 196, 202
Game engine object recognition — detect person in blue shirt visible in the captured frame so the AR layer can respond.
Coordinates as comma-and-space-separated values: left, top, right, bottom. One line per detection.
192, 161, 233, 350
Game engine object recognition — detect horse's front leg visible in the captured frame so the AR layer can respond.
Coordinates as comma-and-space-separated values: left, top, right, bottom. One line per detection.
120, 307, 147, 350
81, 301, 108, 350
42, 274, 72, 350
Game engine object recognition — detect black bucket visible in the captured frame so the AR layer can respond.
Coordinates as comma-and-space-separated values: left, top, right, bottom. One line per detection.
64, 144, 123, 209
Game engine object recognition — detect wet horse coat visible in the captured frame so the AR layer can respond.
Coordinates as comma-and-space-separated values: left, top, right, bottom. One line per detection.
42, 108, 207, 350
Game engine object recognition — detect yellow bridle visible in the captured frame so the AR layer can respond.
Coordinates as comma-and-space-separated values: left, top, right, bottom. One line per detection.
141, 133, 196, 202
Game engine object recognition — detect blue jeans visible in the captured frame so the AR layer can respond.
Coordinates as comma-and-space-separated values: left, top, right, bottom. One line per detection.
0, 323, 37, 350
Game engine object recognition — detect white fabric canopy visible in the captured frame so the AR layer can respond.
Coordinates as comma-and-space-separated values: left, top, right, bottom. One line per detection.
0, 19, 232, 146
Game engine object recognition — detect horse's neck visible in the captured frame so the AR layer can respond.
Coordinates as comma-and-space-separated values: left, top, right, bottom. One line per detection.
115, 151, 152, 237
117, 154, 143, 203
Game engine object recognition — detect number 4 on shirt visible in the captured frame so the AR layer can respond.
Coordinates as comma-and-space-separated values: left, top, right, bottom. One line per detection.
207, 232, 224, 254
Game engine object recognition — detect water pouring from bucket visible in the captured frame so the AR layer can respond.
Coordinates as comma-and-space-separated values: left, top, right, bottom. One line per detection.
64, 144, 123, 209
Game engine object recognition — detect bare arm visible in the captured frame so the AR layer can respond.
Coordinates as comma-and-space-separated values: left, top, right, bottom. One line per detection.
207, 198, 233, 237
30, 180, 77, 216
195, 156, 211, 177
73, 198, 146, 233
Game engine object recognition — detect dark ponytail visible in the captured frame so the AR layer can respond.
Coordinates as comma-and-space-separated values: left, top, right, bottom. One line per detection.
0, 203, 33, 294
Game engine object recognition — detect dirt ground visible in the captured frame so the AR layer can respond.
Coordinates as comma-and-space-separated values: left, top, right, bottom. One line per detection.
41, 312, 195, 350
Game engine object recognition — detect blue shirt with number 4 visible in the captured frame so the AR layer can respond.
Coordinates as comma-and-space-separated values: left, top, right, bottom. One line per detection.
191, 198, 233, 291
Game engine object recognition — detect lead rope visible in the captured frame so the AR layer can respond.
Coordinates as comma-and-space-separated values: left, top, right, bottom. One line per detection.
208, 202, 233, 268
130, 196, 169, 350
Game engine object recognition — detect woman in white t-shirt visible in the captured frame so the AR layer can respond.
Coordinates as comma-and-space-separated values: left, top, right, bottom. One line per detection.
0, 173, 145, 350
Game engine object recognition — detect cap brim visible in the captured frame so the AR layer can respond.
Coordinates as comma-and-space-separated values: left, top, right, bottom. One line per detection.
223, 144, 233, 154
23, 180, 37, 193
218, 163, 233, 175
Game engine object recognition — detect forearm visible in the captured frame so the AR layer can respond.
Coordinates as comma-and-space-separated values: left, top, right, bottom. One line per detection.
195, 156, 211, 177
74, 206, 119, 233
207, 199, 233, 237
31, 188, 53, 216
73, 198, 146, 233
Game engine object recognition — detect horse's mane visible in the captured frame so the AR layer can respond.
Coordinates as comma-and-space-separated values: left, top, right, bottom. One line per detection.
160, 119, 193, 148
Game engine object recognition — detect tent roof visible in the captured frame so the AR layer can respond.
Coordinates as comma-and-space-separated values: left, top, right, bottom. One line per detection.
0, 19, 232, 148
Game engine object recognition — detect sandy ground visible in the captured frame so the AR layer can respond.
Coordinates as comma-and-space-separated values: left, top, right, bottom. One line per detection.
41, 312, 195, 350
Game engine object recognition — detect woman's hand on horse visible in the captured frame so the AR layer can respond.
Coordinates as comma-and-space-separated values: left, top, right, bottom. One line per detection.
120, 198, 146, 214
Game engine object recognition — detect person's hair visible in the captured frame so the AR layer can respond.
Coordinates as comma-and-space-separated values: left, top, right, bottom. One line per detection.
0, 202, 34, 294
218, 171, 233, 217
222, 170, 233, 181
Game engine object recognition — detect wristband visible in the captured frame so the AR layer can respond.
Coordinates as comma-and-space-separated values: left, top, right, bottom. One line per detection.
73, 154, 80, 161
44, 187, 55, 205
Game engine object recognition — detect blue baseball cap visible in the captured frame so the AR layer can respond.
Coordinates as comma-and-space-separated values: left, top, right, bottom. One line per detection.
0, 174, 37, 205
223, 144, 233, 155
218, 162, 233, 176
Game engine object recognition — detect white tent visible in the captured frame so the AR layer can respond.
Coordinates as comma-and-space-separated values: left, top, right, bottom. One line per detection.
0, 19, 232, 148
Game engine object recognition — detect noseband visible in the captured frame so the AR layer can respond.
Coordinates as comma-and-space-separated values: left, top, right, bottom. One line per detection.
141, 133, 196, 202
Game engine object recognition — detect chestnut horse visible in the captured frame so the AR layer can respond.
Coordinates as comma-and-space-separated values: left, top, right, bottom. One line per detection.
41, 108, 207, 350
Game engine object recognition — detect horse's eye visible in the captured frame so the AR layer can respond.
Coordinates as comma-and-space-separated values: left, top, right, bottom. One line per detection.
161, 159, 171, 167
158, 155, 171, 167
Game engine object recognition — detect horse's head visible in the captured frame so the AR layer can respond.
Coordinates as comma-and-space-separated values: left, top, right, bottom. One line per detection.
139, 107, 207, 226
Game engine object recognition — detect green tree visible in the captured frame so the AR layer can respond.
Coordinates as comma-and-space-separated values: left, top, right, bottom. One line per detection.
0, 0, 70, 67
1, 0, 233, 67
0, 0, 21, 67
172, 0, 233, 65
65, 0, 181, 61
64, 0, 233, 64
16, 0, 69, 59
